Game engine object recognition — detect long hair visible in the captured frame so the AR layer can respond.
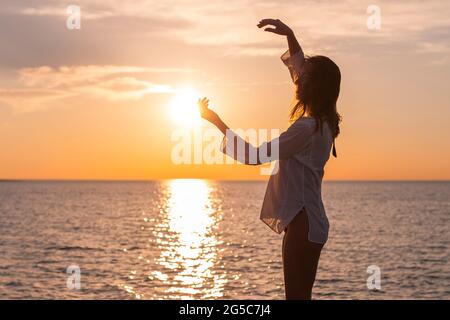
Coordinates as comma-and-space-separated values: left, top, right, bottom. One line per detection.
290, 55, 342, 139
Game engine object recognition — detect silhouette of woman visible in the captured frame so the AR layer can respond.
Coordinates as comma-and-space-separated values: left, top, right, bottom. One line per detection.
198, 19, 342, 300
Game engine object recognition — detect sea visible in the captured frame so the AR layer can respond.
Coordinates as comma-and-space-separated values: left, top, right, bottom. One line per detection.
0, 180, 448, 299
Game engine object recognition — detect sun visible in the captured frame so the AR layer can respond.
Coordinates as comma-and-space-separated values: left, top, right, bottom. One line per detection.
168, 88, 201, 127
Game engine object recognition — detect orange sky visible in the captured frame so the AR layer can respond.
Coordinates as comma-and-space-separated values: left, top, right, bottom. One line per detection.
0, 0, 449, 180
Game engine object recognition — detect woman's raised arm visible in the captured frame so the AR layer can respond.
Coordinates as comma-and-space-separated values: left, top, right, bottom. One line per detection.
257, 19, 302, 57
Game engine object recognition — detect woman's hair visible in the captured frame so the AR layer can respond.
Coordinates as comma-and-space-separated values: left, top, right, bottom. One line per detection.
290, 55, 342, 138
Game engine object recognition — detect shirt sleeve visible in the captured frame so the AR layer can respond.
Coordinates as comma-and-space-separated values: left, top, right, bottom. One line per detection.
221, 119, 313, 165
281, 49, 305, 84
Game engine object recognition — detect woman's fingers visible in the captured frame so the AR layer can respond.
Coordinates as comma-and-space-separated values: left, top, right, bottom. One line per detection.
258, 19, 290, 35
198, 97, 216, 122
198, 97, 210, 111
197, 98, 204, 109
257, 18, 279, 28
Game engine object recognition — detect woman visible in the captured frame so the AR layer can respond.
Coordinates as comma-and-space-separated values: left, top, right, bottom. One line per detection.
198, 19, 341, 300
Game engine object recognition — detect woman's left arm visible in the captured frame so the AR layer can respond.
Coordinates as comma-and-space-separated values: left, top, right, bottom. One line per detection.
198, 98, 312, 165
198, 97, 263, 164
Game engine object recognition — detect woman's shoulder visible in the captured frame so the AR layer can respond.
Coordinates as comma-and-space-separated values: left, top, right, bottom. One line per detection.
290, 117, 316, 130
291, 117, 334, 131
286, 117, 316, 136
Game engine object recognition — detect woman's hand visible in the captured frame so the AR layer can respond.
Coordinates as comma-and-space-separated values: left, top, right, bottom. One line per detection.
198, 97, 219, 124
198, 97, 229, 135
258, 18, 302, 57
257, 19, 292, 36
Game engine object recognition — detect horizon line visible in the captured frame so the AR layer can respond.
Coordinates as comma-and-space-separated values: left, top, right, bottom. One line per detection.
1, 179, 449, 183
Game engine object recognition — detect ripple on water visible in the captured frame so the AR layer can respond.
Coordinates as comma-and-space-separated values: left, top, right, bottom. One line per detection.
0, 180, 448, 299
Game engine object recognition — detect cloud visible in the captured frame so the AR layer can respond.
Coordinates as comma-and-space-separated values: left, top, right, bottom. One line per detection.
0, 0, 448, 68
0, 0, 449, 112
0, 65, 191, 112
18, 65, 192, 88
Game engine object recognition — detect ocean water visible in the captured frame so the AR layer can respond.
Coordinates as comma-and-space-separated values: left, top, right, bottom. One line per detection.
0, 180, 448, 300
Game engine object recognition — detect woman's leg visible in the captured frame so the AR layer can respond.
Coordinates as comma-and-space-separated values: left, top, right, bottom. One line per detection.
282, 209, 323, 300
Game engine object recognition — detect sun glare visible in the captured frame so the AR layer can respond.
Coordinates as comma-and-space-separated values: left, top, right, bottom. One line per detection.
169, 88, 201, 127
152, 179, 225, 299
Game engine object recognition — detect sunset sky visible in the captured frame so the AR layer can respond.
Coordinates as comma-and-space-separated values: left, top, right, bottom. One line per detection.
0, 0, 449, 180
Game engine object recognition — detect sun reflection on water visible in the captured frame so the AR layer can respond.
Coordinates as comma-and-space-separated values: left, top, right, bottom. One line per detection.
153, 179, 226, 299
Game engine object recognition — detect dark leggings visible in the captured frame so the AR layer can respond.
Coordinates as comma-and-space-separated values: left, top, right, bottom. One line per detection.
282, 209, 324, 300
